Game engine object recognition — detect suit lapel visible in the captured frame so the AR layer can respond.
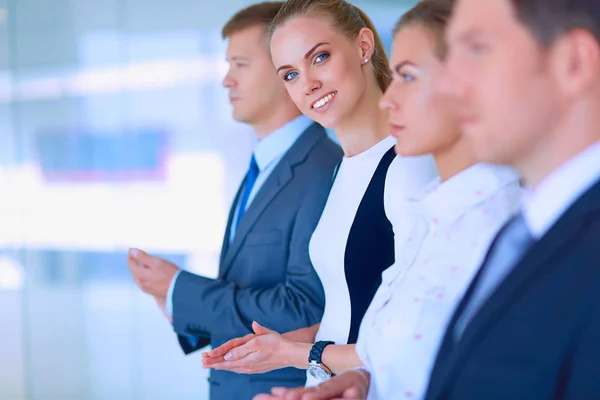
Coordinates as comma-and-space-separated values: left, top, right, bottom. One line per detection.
220, 123, 326, 277
430, 178, 600, 399
218, 183, 243, 274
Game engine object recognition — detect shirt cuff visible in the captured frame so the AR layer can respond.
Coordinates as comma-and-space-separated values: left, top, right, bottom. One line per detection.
166, 270, 182, 317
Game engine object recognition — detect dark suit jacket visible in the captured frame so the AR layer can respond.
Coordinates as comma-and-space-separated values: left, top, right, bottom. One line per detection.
425, 178, 600, 400
171, 123, 342, 400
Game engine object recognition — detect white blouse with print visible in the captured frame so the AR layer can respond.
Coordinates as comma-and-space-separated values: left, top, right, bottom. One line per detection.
355, 163, 521, 400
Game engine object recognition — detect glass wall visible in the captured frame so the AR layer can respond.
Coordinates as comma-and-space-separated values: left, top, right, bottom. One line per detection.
0, 1, 416, 399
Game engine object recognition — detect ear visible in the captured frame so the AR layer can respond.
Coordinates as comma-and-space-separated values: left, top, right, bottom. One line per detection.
550, 29, 600, 99
357, 27, 376, 61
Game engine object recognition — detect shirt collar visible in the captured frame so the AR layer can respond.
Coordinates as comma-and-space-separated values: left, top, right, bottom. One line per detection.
408, 163, 520, 222
253, 115, 314, 171
522, 140, 600, 239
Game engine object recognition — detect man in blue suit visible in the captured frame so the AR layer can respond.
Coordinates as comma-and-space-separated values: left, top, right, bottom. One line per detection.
127, 2, 342, 399
423, 0, 600, 398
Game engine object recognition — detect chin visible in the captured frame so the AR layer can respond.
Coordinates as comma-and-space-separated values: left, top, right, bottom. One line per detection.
308, 111, 344, 130
232, 111, 250, 124
394, 143, 424, 158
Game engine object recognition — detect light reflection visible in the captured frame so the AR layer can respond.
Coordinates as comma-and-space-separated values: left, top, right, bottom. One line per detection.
0, 256, 24, 290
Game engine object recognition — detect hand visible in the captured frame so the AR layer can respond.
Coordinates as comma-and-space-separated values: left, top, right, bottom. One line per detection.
128, 248, 179, 298
154, 296, 172, 323
253, 394, 283, 400
265, 369, 371, 400
202, 321, 301, 374
202, 333, 258, 365
203, 321, 273, 363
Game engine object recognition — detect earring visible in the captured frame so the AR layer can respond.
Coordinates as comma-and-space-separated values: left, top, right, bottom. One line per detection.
363, 57, 369, 63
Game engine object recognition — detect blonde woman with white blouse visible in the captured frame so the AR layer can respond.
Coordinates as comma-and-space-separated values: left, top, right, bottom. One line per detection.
265, 1, 523, 399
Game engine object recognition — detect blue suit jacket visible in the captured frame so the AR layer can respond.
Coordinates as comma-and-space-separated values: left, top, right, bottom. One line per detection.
171, 123, 342, 399
425, 178, 600, 400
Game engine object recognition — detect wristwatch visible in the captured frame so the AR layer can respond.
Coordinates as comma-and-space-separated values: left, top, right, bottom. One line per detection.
307, 341, 335, 381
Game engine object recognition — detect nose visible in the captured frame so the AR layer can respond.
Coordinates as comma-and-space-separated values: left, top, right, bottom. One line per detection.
303, 73, 321, 95
222, 70, 235, 88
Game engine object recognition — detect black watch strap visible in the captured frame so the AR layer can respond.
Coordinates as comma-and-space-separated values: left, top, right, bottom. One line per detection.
309, 341, 335, 364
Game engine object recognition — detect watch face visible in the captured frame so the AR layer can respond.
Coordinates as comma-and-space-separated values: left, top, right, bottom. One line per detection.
308, 365, 331, 382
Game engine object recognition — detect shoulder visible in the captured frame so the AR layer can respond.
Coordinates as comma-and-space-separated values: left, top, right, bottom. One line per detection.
309, 133, 343, 161
385, 154, 439, 199
474, 166, 523, 220
384, 155, 438, 216
302, 134, 343, 174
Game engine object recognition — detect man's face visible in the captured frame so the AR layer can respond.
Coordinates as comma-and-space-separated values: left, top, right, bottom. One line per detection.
440, 0, 562, 167
222, 25, 290, 126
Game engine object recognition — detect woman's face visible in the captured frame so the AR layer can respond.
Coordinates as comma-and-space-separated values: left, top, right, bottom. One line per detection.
380, 25, 461, 157
270, 15, 371, 129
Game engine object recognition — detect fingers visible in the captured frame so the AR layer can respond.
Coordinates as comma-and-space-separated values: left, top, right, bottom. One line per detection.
253, 394, 281, 400
129, 263, 154, 293
127, 250, 149, 288
205, 341, 258, 372
129, 248, 158, 268
202, 356, 225, 367
271, 388, 287, 397
127, 254, 145, 279
301, 387, 338, 400
207, 333, 255, 358
253, 321, 276, 335
223, 339, 255, 361
207, 358, 257, 374
281, 386, 315, 400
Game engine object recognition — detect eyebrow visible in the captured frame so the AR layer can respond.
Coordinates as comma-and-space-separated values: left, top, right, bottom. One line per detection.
276, 42, 330, 73
391, 60, 417, 74
454, 27, 484, 43
227, 55, 250, 62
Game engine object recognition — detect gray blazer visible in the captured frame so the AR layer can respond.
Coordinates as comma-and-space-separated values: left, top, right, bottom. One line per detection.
171, 123, 342, 400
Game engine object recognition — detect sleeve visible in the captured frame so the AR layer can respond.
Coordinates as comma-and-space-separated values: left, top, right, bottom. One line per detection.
166, 270, 182, 316
170, 172, 331, 354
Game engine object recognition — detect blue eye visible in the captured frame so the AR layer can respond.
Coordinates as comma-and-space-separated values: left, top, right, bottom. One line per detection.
400, 72, 416, 83
315, 52, 330, 63
284, 71, 299, 81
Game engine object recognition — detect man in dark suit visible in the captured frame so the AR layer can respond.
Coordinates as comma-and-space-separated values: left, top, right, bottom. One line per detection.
127, 2, 342, 399
422, 0, 600, 398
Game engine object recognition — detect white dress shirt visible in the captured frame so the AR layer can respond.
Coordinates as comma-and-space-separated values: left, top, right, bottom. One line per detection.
355, 163, 521, 400
522, 140, 600, 238
166, 115, 314, 315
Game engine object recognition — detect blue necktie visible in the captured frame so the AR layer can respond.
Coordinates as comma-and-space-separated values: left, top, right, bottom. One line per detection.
234, 155, 259, 230
454, 212, 534, 339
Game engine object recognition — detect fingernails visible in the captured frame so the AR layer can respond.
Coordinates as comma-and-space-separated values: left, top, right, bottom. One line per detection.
224, 353, 232, 361
130, 248, 139, 257
271, 387, 285, 395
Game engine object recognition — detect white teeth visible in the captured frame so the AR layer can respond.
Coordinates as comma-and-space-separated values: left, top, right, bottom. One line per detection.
312, 92, 336, 109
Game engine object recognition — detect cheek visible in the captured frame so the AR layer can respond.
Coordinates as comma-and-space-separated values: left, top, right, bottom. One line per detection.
284, 84, 308, 112
408, 83, 438, 125
327, 56, 363, 94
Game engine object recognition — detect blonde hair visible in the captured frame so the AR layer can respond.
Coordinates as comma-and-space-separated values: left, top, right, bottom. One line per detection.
270, 0, 391, 91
